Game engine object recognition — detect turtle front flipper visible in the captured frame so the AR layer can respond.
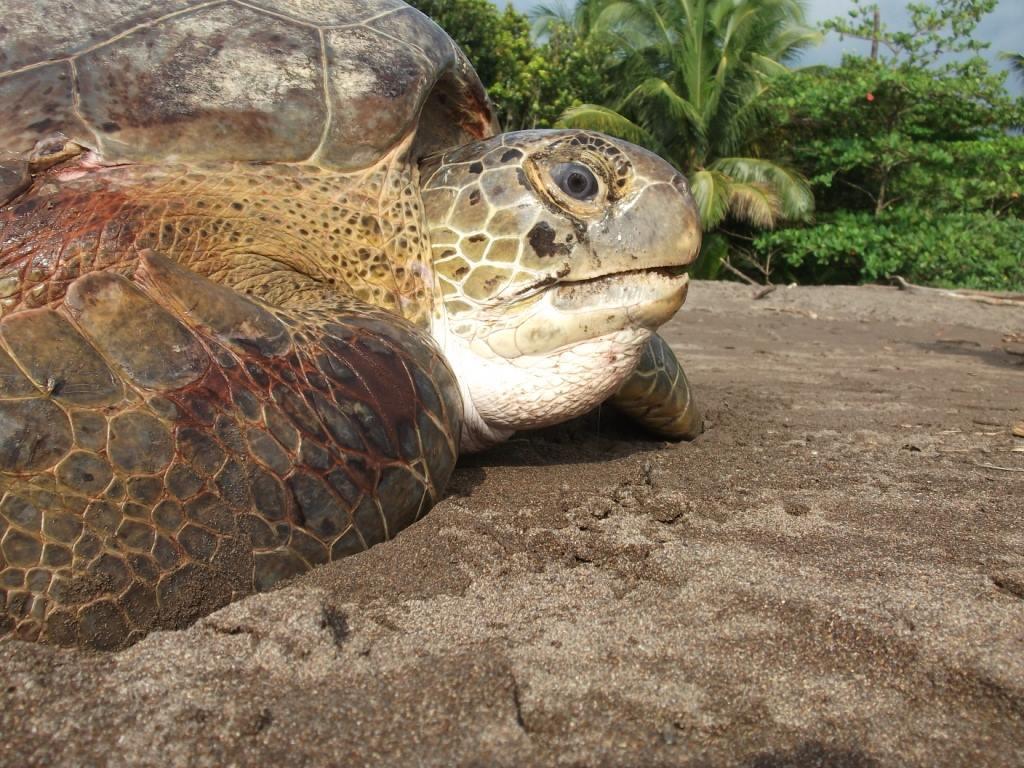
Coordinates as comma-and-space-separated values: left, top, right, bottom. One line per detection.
0, 253, 461, 649
609, 333, 702, 440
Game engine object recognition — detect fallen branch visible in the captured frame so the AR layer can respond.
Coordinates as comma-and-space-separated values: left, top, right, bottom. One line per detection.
719, 257, 760, 287
718, 258, 777, 299
891, 276, 1024, 307
972, 461, 1024, 473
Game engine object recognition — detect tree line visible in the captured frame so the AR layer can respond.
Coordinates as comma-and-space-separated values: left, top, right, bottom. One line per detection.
409, 0, 1024, 291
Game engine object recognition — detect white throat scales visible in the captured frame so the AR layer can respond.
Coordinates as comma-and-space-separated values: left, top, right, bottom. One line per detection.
430, 316, 652, 453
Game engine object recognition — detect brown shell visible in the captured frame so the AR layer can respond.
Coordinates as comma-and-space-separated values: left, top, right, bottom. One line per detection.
0, 0, 496, 201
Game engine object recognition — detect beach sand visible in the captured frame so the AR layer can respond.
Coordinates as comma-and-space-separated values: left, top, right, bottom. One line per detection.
2, 280, 1022, 767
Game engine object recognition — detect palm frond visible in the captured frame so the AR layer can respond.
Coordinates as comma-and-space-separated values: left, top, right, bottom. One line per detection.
749, 52, 790, 78
592, 0, 653, 40
711, 157, 814, 221
556, 105, 659, 149
689, 169, 732, 230
1001, 53, 1024, 84
768, 25, 824, 62
727, 181, 782, 229
621, 77, 706, 138
530, 2, 574, 38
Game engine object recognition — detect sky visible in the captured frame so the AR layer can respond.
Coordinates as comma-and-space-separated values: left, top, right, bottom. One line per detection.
504, 0, 1023, 95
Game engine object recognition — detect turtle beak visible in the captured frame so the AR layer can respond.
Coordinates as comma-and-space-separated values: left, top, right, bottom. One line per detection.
586, 165, 701, 276
547, 147, 701, 333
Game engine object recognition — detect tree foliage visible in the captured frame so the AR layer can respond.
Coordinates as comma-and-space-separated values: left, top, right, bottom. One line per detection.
752, 0, 1024, 291
823, 0, 998, 70
757, 210, 1024, 290
407, 0, 606, 130
767, 57, 1021, 215
412, 0, 1022, 291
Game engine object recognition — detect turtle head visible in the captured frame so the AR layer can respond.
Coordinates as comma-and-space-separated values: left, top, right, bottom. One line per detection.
419, 129, 701, 451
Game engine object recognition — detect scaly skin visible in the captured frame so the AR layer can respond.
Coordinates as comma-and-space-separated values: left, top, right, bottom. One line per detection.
421, 131, 702, 448
0, 143, 435, 325
611, 333, 702, 440
0, 130, 701, 648
0, 146, 463, 648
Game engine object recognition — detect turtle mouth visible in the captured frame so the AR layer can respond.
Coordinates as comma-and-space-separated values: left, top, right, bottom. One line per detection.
551, 265, 689, 314
559, 264, 689, 287
511, 263, 689, 305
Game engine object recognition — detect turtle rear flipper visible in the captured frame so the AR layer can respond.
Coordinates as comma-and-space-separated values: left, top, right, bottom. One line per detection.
0, 253, 461, 649
610, 333, 702, 440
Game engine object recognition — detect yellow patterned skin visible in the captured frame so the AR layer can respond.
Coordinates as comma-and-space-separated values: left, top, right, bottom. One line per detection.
0, 141, 434, 326
421, 131, 703, 449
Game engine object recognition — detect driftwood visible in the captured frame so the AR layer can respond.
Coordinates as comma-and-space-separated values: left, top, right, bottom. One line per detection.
972, 461, 1024, 473
717, 258, 776, 300
891, 276, 1024, 307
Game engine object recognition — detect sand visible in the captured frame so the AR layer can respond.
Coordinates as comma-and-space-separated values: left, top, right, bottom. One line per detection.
1, 281, 1022, 767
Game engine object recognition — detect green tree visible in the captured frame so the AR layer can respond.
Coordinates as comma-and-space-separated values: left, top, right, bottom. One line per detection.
754, 0, 1024, 291
1001, 52, 1024, 86
823, 0, 998, 70
488, 8, 610, 130
407, 0, 607, 131
554, 0, 819, 242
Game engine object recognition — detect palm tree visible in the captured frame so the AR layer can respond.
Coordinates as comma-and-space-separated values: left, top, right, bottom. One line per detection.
1002, 53, 1024, 86
556, 0, 819, 240
531, 0, 591, 39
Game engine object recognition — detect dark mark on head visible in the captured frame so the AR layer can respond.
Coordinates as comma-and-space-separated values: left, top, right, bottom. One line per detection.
528, 221, 573, 259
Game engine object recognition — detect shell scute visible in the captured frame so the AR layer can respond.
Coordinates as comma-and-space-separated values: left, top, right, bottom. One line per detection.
1, 0, 495, 171
242, 0, 407, 26
320, 25, 439, 169
364, 6, 453, 70
75, 3, 326, 163
0, 0, 197, 73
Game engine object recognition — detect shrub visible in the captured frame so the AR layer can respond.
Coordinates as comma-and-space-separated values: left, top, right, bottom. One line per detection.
755, 209, 1024, 291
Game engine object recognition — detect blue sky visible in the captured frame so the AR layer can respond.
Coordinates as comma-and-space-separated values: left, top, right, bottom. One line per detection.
504, 0, 1023, 95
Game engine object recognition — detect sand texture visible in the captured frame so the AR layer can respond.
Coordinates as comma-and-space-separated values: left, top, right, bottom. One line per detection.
2, 281, 1022, 767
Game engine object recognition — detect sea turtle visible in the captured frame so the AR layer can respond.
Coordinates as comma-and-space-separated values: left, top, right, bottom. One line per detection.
0, 0, 702, 649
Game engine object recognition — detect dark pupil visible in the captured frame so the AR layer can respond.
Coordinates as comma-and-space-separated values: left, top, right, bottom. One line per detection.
567, 172, 587, 194
554, 162, 597, 200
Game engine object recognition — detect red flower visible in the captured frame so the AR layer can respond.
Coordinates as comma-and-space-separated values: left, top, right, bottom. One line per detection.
866, 92, 875, 102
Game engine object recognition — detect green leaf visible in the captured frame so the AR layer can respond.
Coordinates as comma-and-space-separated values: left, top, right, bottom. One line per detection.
556, 104, 660, 149
689, 169, 732, 230
711, 157, 814, 222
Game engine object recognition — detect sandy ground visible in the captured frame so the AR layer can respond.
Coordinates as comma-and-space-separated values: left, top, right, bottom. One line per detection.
1, 281, 1022, 767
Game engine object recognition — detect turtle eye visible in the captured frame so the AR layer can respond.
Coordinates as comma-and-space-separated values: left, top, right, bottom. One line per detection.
551, 162, 599, 201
